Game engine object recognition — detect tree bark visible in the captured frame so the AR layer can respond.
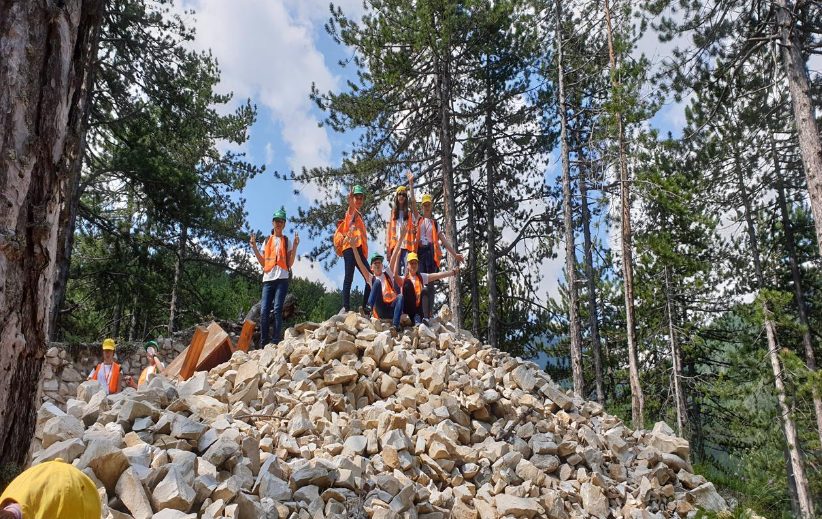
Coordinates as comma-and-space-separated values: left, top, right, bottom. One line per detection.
555, 1, 584, 397
484, 72, 499, 350
604, 0, 643, 427
436, 50, 462, 328
0, 0, 104, 466
735, 151, 814, 519
773, 150, 822, 448
467, 195, 480, 338
580, 155, 604, 404
775, 0, 822, 263
168, 225, 188, 335
664, 265, 687, 436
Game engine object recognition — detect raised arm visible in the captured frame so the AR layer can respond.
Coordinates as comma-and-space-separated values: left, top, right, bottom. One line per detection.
249, 234, 265, 266
427, 266, 460, 283
407, 171, 418, 219
347, 233, 373, 285
289, 231, 300, 268
389, 237, 403, 277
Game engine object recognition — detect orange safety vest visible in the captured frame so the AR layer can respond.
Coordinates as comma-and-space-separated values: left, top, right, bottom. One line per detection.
263, 235, 290, 273
91, 362, 121, 394
373, 273, 398, 318
387, 211, 416, 253
137, 361, 164, 387
339, 210, 368, 256
405, 272, 425, 306
416, 217, 443, 268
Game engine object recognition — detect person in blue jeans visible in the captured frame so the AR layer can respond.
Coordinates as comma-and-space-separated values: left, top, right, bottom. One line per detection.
250, 208, 298, 347
349, 234, 405, 330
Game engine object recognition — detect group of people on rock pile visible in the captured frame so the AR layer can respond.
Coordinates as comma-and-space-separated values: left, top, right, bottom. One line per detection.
249, 172, 465, 347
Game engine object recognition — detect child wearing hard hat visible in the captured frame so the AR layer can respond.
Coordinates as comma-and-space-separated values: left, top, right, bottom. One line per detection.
386, 171, 417, 275
402, 251, 459, 325
250, 207, 299, 347
348, 234, 405, 330
87, 338, 123, 395
338, 185, 371, 313
416, 193, 464, 317
0, 459, 101, 518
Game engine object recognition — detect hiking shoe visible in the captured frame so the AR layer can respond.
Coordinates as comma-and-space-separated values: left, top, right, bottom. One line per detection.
360, 305, 372, 317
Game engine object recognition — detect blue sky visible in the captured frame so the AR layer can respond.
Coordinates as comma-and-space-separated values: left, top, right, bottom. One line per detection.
177, 0, 719, 297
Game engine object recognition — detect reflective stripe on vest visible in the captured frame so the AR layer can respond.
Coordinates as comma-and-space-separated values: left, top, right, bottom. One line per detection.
417, 217, 442, 268
263, 236, 289, 273
92, 362, 121, 394
387, 213, 416, 252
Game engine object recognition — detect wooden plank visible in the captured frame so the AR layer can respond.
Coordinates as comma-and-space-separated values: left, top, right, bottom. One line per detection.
235, 319, 256, 353
178, 326, 207, 381
163, 322, 231, 380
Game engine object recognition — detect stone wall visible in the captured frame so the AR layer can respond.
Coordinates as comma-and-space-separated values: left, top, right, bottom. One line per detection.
39, 338, 187, 407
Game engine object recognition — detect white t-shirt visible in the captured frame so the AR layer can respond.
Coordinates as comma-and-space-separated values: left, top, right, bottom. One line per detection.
372, 265, 396, 287
92, 363, 115, 395
419, 217, 435, 246
262, 236, 290, 282
406, 272, 430, 285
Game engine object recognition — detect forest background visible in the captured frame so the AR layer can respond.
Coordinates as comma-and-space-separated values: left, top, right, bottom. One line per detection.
2, 0, 821, 517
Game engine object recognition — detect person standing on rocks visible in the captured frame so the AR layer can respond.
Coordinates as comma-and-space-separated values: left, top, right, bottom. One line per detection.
250, 207, 299, 347
126, 341, 165, 388
0, 459, 101, 518
416, 193, 464, 317
402, 252, 459, 325
348, 234, 405, 329
386, 171, 417, 276
334, 185, 370, 313
87, 337, 123, 395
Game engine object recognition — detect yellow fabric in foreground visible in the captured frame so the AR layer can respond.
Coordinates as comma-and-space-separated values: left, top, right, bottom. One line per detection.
0, 459, 101, 519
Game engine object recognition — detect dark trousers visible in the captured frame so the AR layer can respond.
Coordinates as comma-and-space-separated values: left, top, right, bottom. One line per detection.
260, 278, 289, 347
343, 246, 371, 311
368, 278, 404, 326
417, 244, 437, 317
402, 278, 428, 324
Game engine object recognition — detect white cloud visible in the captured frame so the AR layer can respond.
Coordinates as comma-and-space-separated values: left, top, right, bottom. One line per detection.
180, 0, 341, 175
264, 142, 274, 165
291, 255, 336, 289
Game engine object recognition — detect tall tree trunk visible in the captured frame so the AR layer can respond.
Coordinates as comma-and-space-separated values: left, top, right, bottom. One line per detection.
0, 0, 103, 466
555, 1, 583, 397
773, 147, 822, 447
604, 0, 643, 427
735, 151, 814, 519
435, 51, 462, 328
168, 225, 187, 335
580, 154, 604, 404
484, 73, 499, 350
664, 265, 687, 436
774, 0, 822, 261
467, 195, 480, 337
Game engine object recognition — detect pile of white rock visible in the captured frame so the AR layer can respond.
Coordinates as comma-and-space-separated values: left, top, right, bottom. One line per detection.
28, 312, 728, 518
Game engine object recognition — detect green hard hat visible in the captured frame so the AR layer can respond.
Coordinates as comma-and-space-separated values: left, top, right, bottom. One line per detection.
352, 184, 366, 195
370, 252, 385, 264
273, 208, 287, 221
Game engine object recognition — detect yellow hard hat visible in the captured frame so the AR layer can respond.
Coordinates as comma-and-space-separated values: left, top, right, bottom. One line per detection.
395, 185, 407, 195
102, 338, 116, 351
421, 194, 432, 204
0, 459, 102, 519
407, 252, 419, 263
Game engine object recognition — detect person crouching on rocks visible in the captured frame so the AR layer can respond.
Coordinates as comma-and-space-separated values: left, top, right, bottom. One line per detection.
126, 341, 165, 389
87, 338, 123, 395
348, 234, 405, 330
250, 207, 299, 348
401, 252, 459, 326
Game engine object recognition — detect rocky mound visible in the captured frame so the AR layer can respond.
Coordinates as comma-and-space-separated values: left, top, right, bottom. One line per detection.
29, 312, 728, 518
